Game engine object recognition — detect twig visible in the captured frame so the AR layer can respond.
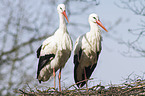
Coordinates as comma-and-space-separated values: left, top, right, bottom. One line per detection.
66, 78, 93, 90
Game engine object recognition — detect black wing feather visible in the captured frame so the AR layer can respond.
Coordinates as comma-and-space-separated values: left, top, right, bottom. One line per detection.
74, 48, 82, 87
75, 51, 100, 88
80, 52, 100, 87
79, 48, 82, 60
80, 63, 97, 87
37, 54, 55, 79
74, 48, 82, 65
74, 54, 79, 87
36, 45, 42, 58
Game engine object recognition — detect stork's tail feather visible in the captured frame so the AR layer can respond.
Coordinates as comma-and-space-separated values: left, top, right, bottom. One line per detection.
74, 67, 87, 88
39, 80, 41, 84
74, 63, 97, 88
74, 63, 80, 87
74, 61, 86, 88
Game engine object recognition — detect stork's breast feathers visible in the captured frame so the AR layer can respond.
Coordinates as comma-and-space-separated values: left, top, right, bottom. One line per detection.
62, 33, 73, 51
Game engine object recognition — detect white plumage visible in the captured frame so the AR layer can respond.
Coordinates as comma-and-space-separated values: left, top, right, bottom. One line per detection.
73, 13, 108, 88
36, 4, 72, 91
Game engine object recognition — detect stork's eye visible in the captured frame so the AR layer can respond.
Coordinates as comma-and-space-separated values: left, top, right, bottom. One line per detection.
93, 17, 96, 19
60, 7, 62, 10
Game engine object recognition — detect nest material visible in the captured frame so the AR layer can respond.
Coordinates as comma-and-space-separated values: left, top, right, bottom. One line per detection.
16, 79, 145, 96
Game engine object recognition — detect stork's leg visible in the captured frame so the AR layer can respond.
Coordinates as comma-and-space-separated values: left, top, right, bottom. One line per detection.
84, 69, 88, 90
53, 67, 56, 90
59, 68, 62, 91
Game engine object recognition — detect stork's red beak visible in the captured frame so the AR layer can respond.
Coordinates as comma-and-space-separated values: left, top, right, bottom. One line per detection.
96, 20, 108, 32
62, 10, 69, 23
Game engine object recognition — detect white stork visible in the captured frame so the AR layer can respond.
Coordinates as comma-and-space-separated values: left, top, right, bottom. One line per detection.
73, 13, 108, 88
36, 4, 73, 91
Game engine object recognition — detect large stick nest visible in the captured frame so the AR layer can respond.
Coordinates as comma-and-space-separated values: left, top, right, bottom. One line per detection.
16, 79, 145, 96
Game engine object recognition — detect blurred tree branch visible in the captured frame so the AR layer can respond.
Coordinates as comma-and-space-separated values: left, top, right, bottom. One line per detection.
0, 0, 56, 95
116, 0, 145, 57
115, 0, 145, 16
0, 35, 48, 64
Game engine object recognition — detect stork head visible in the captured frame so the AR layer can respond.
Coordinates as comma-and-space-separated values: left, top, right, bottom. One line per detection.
89, 13, 108, 32
57, 4, 69, 23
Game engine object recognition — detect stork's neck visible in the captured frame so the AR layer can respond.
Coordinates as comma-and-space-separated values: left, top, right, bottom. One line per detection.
89, 21, 100, 35
58, 13, 66, 31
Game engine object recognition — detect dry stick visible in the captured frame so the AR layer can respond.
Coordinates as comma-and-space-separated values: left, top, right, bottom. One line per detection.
122, 84, 145, 94
26, 83, 33, 92
19, 89, 28, 95
19, 79, 145, 95
66, 78, 93, 90
35, 88, 62, 95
